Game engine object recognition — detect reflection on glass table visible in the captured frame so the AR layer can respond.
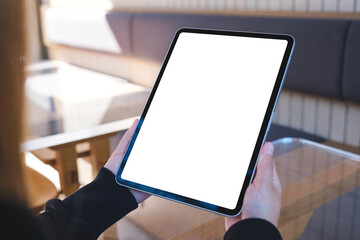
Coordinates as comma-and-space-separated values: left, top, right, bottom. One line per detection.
25, 61, 150, 140
122, 138, 360, 240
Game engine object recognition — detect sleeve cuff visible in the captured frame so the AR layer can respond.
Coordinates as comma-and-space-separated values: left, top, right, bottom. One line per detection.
224, 218, 282, 240
62, 167, 138, 237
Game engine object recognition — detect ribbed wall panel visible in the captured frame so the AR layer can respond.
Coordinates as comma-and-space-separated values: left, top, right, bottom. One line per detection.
273, 90, 360, 148
47, 0, 360, 12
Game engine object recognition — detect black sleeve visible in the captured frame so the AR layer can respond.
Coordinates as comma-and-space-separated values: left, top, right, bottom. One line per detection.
224, 218, 282, 240
37, 167, 138, 240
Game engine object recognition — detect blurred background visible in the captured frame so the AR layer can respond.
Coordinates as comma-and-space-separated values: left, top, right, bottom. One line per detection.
22, 1, 360, 239
25, 0, 360, 140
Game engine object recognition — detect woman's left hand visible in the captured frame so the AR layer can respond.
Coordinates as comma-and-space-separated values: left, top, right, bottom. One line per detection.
105, 119, 150, 204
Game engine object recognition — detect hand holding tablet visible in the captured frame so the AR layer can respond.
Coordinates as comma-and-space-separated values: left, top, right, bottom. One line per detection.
116, 28, 294, 216
104, 119, 150, 204
225, 142, 282, 229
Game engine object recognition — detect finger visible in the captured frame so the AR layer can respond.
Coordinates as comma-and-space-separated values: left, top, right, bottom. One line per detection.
105, 119, 139, 174
113, 119, 139, 155
272, 160, 279, 182
253, 142, 274, 187
272, 160, 282, 193
120, 119, 139, 150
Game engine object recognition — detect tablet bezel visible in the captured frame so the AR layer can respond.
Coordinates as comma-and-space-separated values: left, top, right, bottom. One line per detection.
116, 28, 294, 216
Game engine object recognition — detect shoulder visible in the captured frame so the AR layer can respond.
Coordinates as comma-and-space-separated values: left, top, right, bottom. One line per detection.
0, 198, 45, 239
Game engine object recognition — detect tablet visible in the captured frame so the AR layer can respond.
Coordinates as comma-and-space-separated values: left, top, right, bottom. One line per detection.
116, 28, 294, 216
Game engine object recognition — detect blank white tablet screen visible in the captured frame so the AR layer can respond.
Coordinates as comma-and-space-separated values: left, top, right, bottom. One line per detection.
121, 32, 288, 209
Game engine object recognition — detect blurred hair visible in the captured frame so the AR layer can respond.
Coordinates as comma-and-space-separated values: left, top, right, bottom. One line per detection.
0, 0, 27, 205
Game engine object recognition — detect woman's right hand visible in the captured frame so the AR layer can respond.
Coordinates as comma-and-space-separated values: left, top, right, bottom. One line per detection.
225, 142, 282, 230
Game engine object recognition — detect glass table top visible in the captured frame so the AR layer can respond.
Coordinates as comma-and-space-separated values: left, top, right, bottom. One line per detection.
121, 138, 360, 240
272, 138, 360, 240
273, 137, 360, 186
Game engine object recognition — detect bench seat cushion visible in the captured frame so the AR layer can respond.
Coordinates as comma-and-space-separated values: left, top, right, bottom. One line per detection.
342, 20, 360, 103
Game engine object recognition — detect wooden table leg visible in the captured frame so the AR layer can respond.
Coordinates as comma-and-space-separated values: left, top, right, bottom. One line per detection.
89, 138, 110, 178
53, 145, 79, 196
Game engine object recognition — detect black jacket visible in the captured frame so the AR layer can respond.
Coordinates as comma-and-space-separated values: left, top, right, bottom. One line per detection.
1, 168, 282, 239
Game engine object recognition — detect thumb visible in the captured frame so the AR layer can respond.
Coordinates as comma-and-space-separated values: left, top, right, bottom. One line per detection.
114, 119, 139, 155
253, 142, 274, 188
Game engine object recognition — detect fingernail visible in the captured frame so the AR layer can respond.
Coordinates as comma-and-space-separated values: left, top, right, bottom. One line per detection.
267, 143, 274, 156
